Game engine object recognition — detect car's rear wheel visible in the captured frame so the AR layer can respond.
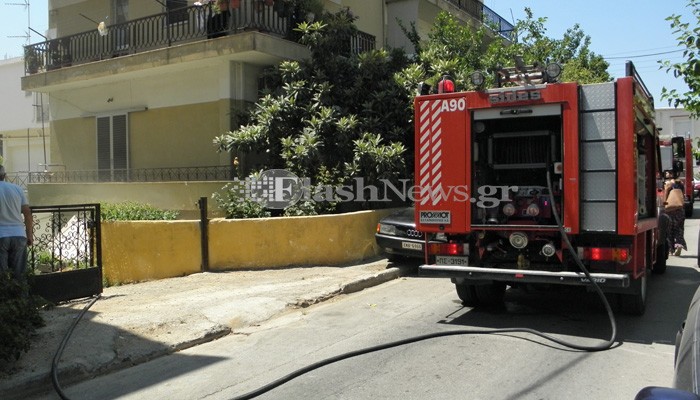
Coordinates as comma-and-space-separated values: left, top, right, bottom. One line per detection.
386, 253, 400, 262
455, 283, 479, 307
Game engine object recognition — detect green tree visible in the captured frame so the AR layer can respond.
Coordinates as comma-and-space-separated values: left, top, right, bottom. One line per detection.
502, 9, 610, 83
402, 9, 610, 92
660, 0, 700, 117
215, 9, 413, 216
215, 8, 611, 217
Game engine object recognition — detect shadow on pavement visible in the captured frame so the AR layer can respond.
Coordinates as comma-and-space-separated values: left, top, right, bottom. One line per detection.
437, 264, 700, 347
0, 303, 227, 400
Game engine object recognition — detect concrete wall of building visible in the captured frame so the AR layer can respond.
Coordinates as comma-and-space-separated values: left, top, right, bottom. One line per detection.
49, 0, 161, 38
323, 0, 386, 47
50, 117, 95, 169
3, 134, 50, 173
0, 57, 50, 174
656, 108, 700, 142
656, 108, 700, 176
46, 58, 262, 171
130, 102, 226, 169
386, 0, 420, 51
101, 209, 394, 284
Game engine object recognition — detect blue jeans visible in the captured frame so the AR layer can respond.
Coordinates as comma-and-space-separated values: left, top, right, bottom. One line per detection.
0, 236, 28, 281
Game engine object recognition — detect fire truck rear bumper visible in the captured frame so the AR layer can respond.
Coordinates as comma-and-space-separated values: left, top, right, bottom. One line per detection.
419, 265, 630, 288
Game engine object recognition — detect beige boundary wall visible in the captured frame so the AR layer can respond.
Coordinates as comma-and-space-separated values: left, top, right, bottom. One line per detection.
29, 182, 230, 220
102, 209, 397, 284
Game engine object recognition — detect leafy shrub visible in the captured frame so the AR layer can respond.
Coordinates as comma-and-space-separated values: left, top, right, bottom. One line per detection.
212, 183, 271, 219
0, 273, 44, 363
101, 201, 179, 221
283, 200, 318, 216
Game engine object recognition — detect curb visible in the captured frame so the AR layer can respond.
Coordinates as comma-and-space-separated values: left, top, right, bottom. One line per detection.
341, 267, 403, 295
2, 266, 405, 399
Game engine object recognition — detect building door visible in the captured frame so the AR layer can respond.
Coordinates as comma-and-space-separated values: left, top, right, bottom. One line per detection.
97, 114, 128, 182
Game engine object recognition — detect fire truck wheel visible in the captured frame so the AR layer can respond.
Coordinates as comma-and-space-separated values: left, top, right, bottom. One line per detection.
652, 243, 668, 274
455, 283, 479, 307
474, 282, 506, 307
620, 270, 648, 316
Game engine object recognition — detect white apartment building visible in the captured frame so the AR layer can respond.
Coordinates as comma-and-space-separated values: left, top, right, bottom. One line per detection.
0, 56, 51, 184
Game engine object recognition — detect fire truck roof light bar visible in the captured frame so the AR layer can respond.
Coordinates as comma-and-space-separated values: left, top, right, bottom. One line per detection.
419, 265, 630, 288
483, 62, 562, 88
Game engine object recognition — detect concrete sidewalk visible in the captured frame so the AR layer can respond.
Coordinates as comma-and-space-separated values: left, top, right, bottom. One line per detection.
0, 258, 405, 399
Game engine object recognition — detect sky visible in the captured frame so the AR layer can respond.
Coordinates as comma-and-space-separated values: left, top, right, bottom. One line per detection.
0, 1, 694, 109
485, 0, 693, 109
0, 0, 46, 59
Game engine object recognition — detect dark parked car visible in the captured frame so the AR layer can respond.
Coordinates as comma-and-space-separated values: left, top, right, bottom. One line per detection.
375, 207, 444, 261
636, 285, 700, 399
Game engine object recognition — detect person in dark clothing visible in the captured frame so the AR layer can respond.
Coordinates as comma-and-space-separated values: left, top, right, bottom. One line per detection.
207, 0, 231, 38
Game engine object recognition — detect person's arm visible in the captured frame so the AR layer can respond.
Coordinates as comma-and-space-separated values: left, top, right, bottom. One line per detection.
22, 204, 33, 246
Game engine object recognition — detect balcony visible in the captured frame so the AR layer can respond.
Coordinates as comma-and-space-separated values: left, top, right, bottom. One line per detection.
23, 1, 376, 75
445, 0, 515, 40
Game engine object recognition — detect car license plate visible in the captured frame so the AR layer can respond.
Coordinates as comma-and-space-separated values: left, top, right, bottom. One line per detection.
401, 242, 423, 251
436, 256, 469, 266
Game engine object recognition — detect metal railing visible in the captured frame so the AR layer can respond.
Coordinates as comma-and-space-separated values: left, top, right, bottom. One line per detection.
8, 166, 235, 186
23, 1, 376, 74
445, 0, 515, 41
28, 204, 102, 303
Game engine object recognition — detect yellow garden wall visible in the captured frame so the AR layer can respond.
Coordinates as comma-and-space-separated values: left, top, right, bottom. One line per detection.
102, 221, 201, 284
101, 209, 396, 284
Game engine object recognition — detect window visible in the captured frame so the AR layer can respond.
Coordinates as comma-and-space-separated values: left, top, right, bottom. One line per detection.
167, 0, 189, 24
97, 115, 129, 182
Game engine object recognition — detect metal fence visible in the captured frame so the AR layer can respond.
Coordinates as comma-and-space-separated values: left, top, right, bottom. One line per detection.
8, 166, 235, 186
445, 0, 515, 40
28, 204, 102, 303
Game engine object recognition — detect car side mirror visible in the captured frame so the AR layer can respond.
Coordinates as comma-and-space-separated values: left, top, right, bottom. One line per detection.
635, 386, 700, 400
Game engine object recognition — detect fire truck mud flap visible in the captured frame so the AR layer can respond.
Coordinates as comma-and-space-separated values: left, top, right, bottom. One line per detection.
419, 265, 630, 288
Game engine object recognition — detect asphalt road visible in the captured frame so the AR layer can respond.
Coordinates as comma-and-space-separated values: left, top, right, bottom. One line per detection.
46, 211, 700, 400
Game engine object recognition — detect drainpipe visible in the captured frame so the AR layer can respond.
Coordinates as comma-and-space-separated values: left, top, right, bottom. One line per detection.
198, 197, 210, 271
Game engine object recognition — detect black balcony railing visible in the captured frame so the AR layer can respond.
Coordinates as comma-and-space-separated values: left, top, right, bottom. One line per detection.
8, 166, 235, 186
445, 0, 515, 41
23, 1, 376, 75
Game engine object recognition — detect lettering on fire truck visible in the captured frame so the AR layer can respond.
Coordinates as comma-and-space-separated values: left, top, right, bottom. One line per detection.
439, 98, 466, 112
419, 211, 451, 224
489, 89, 542, 104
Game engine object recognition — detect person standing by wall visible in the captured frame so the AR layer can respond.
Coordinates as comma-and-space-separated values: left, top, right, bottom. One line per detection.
0, 166, 33, 281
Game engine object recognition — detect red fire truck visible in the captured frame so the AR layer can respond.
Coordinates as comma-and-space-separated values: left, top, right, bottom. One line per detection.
415, 61, 667, 315
660, 135, 694, 217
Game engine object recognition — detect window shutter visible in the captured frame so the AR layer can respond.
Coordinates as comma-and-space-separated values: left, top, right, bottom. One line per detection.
112, 115, 128, 170
97, 117, 111, 172
96, 114, 129, 181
